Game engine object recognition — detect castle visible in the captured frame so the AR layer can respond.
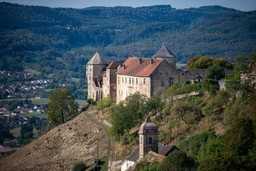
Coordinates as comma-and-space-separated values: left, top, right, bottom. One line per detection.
86, 44, 207, 103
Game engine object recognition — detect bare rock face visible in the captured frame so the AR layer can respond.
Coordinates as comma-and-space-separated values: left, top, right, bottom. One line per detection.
0, 112, 108, 171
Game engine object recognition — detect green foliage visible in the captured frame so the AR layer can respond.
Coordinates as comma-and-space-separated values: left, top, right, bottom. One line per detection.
171, 99, 202, 124
202, 78, 219, 95
177, 130, 223, 163
87, 98, 96, 105
72, 162, 87, 171
96, 95, 114, 111
109, 93, 147, 141
162, 82, 202, 97
144, 96, 164, 116
160, 151, 196, 171
136, 153, 161, 171
198, 116, 256, 170
187, 56, 233, 69
46, 87, 78, 126
0, 124, 14, 143
202, 90, 230, 116
206, 65, 225, 80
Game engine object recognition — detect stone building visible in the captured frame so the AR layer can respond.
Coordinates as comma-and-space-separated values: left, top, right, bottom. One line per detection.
121, 117, 178, 171
86, 52, 108, 101
86, 44, 207, 102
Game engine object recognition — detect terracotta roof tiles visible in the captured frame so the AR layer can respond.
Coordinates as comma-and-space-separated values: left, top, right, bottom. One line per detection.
116, 57, 164, 77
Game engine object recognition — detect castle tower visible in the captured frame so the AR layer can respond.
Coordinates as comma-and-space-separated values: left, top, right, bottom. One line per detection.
138, 116, 159, 158
152, 43, 176, 69
86, 52, 108, 101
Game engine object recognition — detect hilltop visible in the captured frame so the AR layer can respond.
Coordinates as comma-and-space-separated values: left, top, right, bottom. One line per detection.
0, 108, 108, 171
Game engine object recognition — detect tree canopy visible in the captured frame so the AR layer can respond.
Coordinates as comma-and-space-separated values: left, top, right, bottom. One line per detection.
47, 86, 78, 126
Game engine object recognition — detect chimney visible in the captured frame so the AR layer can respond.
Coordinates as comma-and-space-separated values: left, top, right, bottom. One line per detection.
138, 58, 142, 65
150, 58, 154, 65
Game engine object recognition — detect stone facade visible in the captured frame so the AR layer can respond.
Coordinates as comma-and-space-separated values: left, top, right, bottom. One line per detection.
86, 44, 207, 102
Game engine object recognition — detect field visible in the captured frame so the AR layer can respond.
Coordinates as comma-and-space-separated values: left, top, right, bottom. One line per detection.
31, 98, 87, 105
176, 62, 186, 69
10, 127, 20, 138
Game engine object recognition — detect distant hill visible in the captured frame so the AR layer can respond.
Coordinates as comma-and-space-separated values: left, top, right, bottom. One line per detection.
0, 2, 256, 96
1, 2, 255, 62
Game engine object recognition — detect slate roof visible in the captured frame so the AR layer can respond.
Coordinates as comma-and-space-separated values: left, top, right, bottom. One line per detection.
138, 116, 159, 135
116, 57, 164, 77
106, 61, 123, 69
87, 52, 108, 65
125, 143, 178, 162
153, 44, 176, 58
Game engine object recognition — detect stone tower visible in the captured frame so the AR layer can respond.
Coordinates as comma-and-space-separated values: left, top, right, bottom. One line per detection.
152, 43, 176, 69
138, 116, 159, 158
86, 52, 108, 101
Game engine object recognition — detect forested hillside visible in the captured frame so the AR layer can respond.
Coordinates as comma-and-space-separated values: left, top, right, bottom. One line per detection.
0, 2, 256, 99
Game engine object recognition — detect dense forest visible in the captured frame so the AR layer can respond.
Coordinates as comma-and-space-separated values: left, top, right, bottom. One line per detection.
0, 2, 256, 99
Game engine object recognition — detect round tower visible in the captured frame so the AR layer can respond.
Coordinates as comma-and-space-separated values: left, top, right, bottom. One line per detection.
138, 116, 159, 158
86, 52, 108, 100
152, 43, 176, 69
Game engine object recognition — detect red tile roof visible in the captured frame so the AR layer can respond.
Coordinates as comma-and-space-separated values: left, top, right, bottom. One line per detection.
106, 61, 123, 69
116, 57, 164, 77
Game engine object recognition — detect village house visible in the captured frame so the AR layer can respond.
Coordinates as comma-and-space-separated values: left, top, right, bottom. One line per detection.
86, 44, 207, 102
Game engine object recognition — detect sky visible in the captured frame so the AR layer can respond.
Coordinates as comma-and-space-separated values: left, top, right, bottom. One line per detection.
1, 0, 256, 11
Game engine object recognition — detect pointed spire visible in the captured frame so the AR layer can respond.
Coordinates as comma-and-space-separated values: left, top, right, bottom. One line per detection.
153, 44, 176, 58
145, 116, 152, 123
87, 52, 108, 65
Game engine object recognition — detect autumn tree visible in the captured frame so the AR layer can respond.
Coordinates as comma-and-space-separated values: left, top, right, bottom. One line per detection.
47, 86, 78, 126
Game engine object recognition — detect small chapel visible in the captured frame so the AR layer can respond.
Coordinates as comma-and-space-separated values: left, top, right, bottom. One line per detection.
121, 117, 178, 171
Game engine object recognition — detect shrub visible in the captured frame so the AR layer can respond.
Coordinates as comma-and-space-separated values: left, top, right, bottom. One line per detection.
72, 162, 87, 171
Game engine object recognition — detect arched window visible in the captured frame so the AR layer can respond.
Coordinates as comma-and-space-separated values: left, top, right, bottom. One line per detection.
149, 137, 152, 144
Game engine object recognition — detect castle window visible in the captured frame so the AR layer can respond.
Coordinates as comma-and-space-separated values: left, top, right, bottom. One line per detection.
118, 77, 120, 84
122, 77, 124, 83
165, 69, 169, 74
129, 78, 131, 84
132, 78, 134, 84
125, 77, 127, 84
161, 80, 165, 86
169, 78, 174, 85
149, 137, 152, 144
136, 78, 138, 85
143, 78, 146, 85
159, 69, 162, 74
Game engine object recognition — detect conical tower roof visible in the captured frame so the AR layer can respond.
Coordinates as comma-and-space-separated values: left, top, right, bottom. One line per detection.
87, 52, 108, 65
138, 116, 159, 135
153, 44, 176, 58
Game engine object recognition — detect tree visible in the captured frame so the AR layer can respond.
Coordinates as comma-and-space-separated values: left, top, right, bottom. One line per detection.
46, 86, 78, 126
199, 116, 256, 171
202, 78, 219, 95
96, 95, 114, 111
109, 92, 147, 141
160, 151, 196, 171
206, 65, 225, 80
144, 96, 164, 116
171, 99, 202, 124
